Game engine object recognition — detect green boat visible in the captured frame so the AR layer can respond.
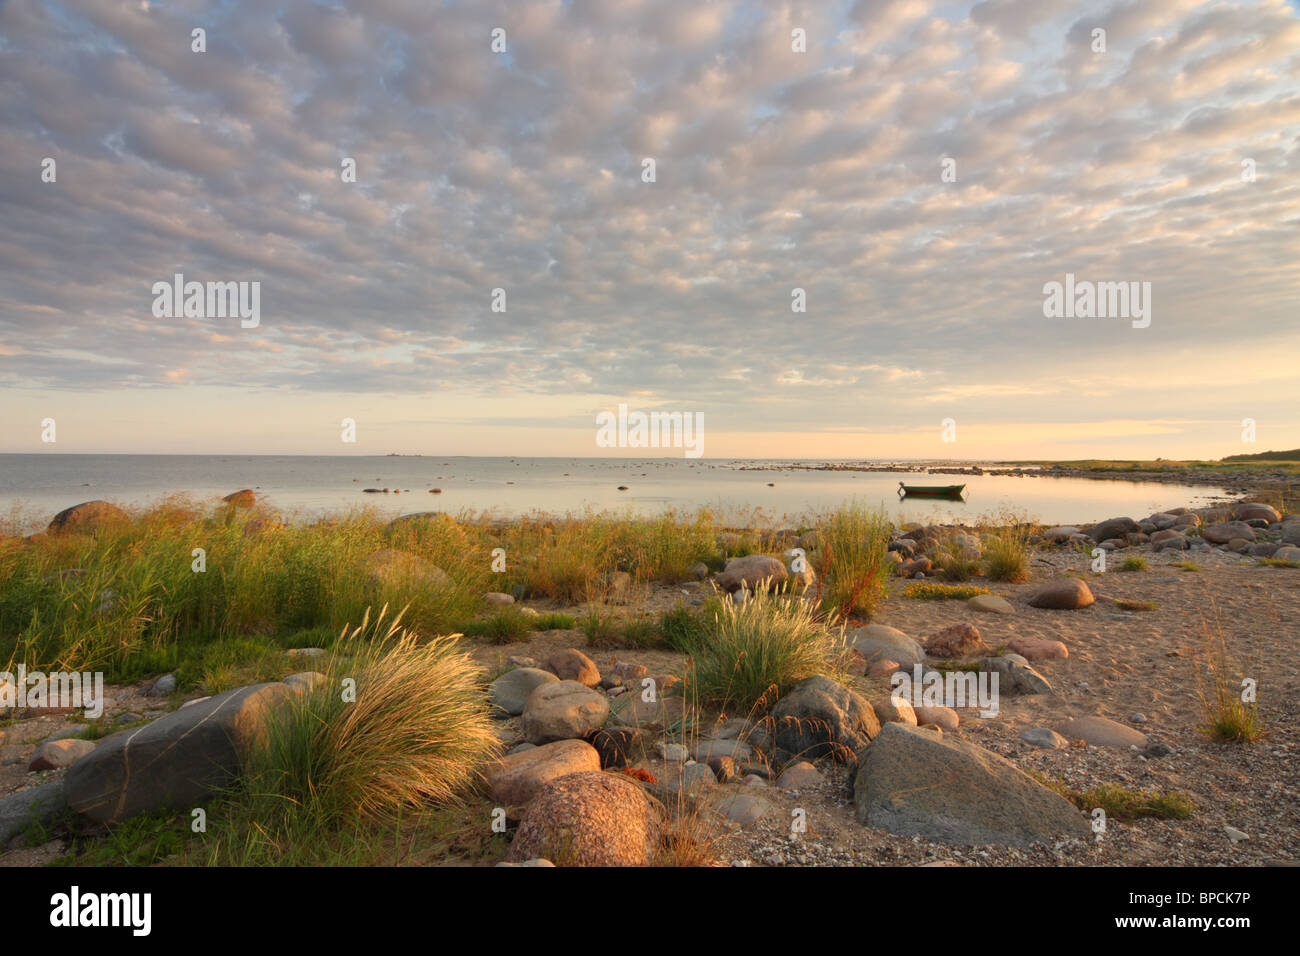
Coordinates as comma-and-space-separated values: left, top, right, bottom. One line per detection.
898, 481, 967, 499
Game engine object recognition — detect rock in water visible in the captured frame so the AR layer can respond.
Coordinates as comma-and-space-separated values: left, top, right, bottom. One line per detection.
508, 771, 660, 866
770, 676, 879, 761
853, 722, 1091, 847
46, 500, 128, 535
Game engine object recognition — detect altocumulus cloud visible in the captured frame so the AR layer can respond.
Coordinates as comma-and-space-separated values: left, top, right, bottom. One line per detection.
0, 0, 1298, 446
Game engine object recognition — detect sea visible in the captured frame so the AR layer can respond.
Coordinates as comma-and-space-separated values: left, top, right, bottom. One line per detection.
0, 454, 1232, 534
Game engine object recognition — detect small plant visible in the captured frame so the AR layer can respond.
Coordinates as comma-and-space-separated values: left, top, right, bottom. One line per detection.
579, 605, 621, 648
1117, 556, 1147, 572
1258, 557, 1300, 569
1032, 775, 1195, 821
903, 582, 990, 601
684, 582, 848, 713
658, 604, 711, 653
530, 611, 576, 630
1172, 561, 1201, 572
1114, 599, 1159, 612
461, 606, 533, 644
1193, 607, 1264, 744
814, 501, 892, 619
983, 523, 1031, 582
934, 544, 980, 582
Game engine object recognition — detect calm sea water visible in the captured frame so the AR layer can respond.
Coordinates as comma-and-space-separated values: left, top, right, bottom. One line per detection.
0, 455, 1230, 534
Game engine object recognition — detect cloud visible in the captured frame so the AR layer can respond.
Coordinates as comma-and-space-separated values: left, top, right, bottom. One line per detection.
0, 0, 1297, 455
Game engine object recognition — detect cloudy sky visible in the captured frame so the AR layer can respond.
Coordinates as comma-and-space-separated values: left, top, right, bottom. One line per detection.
1, 0, 1298, 460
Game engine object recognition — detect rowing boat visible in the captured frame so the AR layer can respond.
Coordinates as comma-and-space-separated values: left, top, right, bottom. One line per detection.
898, 482, 967, 498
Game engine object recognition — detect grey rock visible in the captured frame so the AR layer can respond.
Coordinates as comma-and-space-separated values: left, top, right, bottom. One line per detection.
0, 780, 68, 846
489, 667, 559, 717
770, 675, 880, 761
853, 723, 1091, 847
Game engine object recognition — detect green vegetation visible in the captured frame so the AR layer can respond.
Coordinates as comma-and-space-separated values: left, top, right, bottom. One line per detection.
1194, 612, 1265, 744
1172, 561, 1201, 572
1258, 558, 1300, 569
903, 582, 990, 601
1032, 774, 1196, 821
199, 607, 500, 864
1117, 556, 1148, 572
679, 583, 848, 713
1115, 599, 1159, 612
983, 522, 1032, 583
813, 502, 893, 619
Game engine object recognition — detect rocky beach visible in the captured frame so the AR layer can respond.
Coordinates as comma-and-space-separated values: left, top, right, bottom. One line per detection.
2, 491, 1295, 868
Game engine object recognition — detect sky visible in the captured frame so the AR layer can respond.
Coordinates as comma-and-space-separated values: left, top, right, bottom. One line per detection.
1, 0, 1298, 460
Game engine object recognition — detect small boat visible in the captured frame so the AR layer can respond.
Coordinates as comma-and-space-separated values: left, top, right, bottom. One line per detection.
898, 481, 966, 499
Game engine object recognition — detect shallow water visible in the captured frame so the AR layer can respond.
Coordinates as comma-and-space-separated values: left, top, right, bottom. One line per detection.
0, 454, 1232, 533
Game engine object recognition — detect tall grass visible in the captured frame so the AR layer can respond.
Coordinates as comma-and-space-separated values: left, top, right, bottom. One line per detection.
1193, 609, 1264, 744
983, 518, 1032, 583
682, 583, 848, 713
199, 606, 500, 864
814, 501, 892, 620
0, 499, 491, 679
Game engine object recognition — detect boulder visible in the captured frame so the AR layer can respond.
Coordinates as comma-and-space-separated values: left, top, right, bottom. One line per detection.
507, 771, 660, 866
1019, 728, 1069, 750
1043, 526, 1081, 543
717, 555, 788, 592
849, 624, 925, 667
489, 667, 559, 717
1202, 521, 1256, 545
707, 791, 775, 828
968, 593, 1013, 615
923, 623, 987, 658
222, 489, 256, 508
547, 648, 601, 687
898, 557, 933, 578
1006, 636, 1068, 662
608, 692, 686, 732
914, 705, 959, 731
363, 549, 451, 590
485, 739, 602, 808
47, 500, 129, 535
1027, 578, 1094, 610
520, 681, 610, 744
0, 780, 68, 846
1234, 502, 1280, 524
776, 761, 826, 788
980, 656, 1054, 695
28, 738, 96, 771
872, 696, 918, 726
1056, 716, 1147, 749
1088, 517, 1138, 542
65, 681, 298, 824
484, 592, 515, 607
852, 723, 1091, 847
1272, 545, 1300, 563
770, 676, 880, 761
590, 727, 644, 769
